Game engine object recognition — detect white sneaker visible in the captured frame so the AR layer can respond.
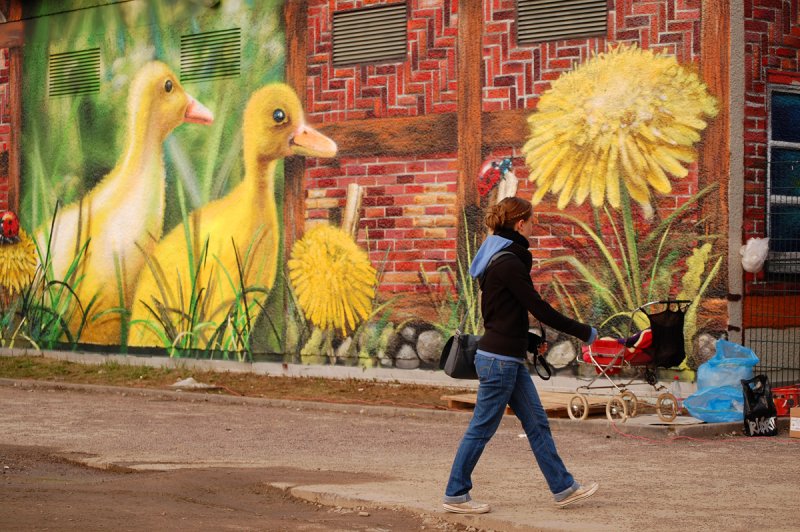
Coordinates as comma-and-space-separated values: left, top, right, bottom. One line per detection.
555, 482, 599, 508
442, 500, 491, 514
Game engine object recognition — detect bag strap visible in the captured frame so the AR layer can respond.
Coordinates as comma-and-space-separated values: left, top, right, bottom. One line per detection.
478, 250, 516, 286
533, 353, 552, 380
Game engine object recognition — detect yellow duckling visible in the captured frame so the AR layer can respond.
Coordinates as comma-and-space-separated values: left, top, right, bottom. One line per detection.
36, 61, 214, 345
128, 83, 337, 348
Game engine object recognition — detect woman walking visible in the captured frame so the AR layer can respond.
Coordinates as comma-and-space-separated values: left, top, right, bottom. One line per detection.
443, 196, 599, 514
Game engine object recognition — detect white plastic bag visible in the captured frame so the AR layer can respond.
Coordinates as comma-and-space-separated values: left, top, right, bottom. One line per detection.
740, 237, 769, 273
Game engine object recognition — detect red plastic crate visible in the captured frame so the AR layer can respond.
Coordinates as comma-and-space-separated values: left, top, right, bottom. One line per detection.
773, 385, 800, 417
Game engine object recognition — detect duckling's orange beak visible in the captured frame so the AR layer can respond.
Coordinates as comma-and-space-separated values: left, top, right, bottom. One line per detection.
290, 124, 337, 158
183, 95, 214, 125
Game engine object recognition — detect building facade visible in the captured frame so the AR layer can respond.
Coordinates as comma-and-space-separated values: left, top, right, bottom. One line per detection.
0, 0, 796, 383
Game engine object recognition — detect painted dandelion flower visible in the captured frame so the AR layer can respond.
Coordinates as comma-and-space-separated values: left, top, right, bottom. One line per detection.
523, 44, 718, 215
288, 224, 377, 334
0, 228, 37, 298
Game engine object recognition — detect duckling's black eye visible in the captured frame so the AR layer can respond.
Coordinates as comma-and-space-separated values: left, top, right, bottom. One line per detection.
165, 80, 173, 93
272, 109, 286, 123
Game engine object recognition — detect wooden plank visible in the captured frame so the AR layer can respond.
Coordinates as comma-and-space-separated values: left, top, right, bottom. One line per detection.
441, 391, 609, 417
440, 393, 513, 414
482, 108, 529, 149
6, 0, 22, 213
456, 0, 482, 211
456, 0, 483, 262
315, 108, 529, 159
316, 113, 458, 158
698, 0, 730, 273
0, 20, 23, 48
283, 0, 309, 252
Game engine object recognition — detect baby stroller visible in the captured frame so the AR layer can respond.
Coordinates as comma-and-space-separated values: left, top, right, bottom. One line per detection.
568, 300, 691, 423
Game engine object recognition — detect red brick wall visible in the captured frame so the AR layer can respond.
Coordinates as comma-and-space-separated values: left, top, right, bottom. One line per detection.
482, 0, 701, 111
306, 0, 460, 296
0, 48, 9, 210
304, 0, 705, 299
305, 153, 458, 290
743, 0, 800, 242
307, 0, 457, 120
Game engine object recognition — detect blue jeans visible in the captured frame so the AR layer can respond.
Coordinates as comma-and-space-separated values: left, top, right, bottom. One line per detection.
443, 353, 578, 503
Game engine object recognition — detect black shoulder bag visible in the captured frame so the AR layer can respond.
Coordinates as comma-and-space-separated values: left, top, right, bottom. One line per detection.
439, 317, 480, 380
438, 251, 514, 379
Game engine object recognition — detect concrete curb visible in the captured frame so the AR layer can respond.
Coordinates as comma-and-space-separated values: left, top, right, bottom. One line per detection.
0, 347, 480, 389
278, 483, 538, 532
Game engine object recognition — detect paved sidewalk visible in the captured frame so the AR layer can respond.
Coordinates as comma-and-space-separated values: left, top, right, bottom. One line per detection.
2, 378, 797, 531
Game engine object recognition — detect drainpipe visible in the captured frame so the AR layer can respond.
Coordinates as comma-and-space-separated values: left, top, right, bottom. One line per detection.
728, 0, 745, 344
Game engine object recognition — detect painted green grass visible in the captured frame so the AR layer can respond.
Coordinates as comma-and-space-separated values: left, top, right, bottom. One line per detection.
539, 183, 722, 355
17, 0, 288, 356
0, 204, 96, 351
131, 226, 276, 362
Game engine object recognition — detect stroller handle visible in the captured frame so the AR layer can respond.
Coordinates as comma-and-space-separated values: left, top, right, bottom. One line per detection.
630, 300, 691, 325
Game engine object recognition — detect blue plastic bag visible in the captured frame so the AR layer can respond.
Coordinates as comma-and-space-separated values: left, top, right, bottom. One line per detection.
684, 385, 744, 423
696, 339, 759, 390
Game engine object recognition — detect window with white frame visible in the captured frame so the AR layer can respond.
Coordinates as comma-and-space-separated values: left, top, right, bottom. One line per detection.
767, 87, 800, 273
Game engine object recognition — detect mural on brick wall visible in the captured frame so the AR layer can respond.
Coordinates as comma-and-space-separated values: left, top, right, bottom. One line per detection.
9, 0, 314, 359
127, 83, 339, 353
522, 44, 721, 371
2, 0, 727, 375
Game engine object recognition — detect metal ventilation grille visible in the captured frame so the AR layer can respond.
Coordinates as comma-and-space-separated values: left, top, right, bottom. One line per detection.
181, 28, 241, 83
48, 48, 101, 98
333, 3, 407, 67
517, 0, 607, 44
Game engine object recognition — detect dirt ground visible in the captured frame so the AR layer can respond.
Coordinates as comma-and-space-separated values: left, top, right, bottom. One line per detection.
2, 381, 800, 531
0, 355, 473, 410
0, 445, 463, 531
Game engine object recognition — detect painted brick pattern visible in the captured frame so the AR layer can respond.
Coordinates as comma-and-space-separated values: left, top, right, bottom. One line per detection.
480, 146, 698, 288
0, 48, 9, 210
305, 154, 458, 291
307, 0, 458, 121
743, 0, 800, 242
483, 0, 702, 111
304, 0, 706, 297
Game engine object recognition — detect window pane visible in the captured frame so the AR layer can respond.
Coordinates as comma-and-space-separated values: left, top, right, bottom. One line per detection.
769, 204, 800, 253
771, 91, 800, 143
769, 148, 800, 197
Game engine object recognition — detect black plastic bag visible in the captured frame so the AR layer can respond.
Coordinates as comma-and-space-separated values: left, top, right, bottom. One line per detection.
741, 375, 778, 437
439, 333, 480, 380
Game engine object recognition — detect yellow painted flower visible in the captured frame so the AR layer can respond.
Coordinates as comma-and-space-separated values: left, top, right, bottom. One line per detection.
0, 229, 37, 297
523, 44, 718, 214
288, 224, 377, 334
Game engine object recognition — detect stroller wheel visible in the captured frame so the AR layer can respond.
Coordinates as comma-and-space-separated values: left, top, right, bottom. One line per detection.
656, 393, 678, 422
619, 391, 639, 418
568, 394, 590, 421
606, 396, 628, 423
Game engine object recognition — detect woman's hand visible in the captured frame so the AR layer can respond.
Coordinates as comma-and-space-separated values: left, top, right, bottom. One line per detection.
587, 327, 598, 345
